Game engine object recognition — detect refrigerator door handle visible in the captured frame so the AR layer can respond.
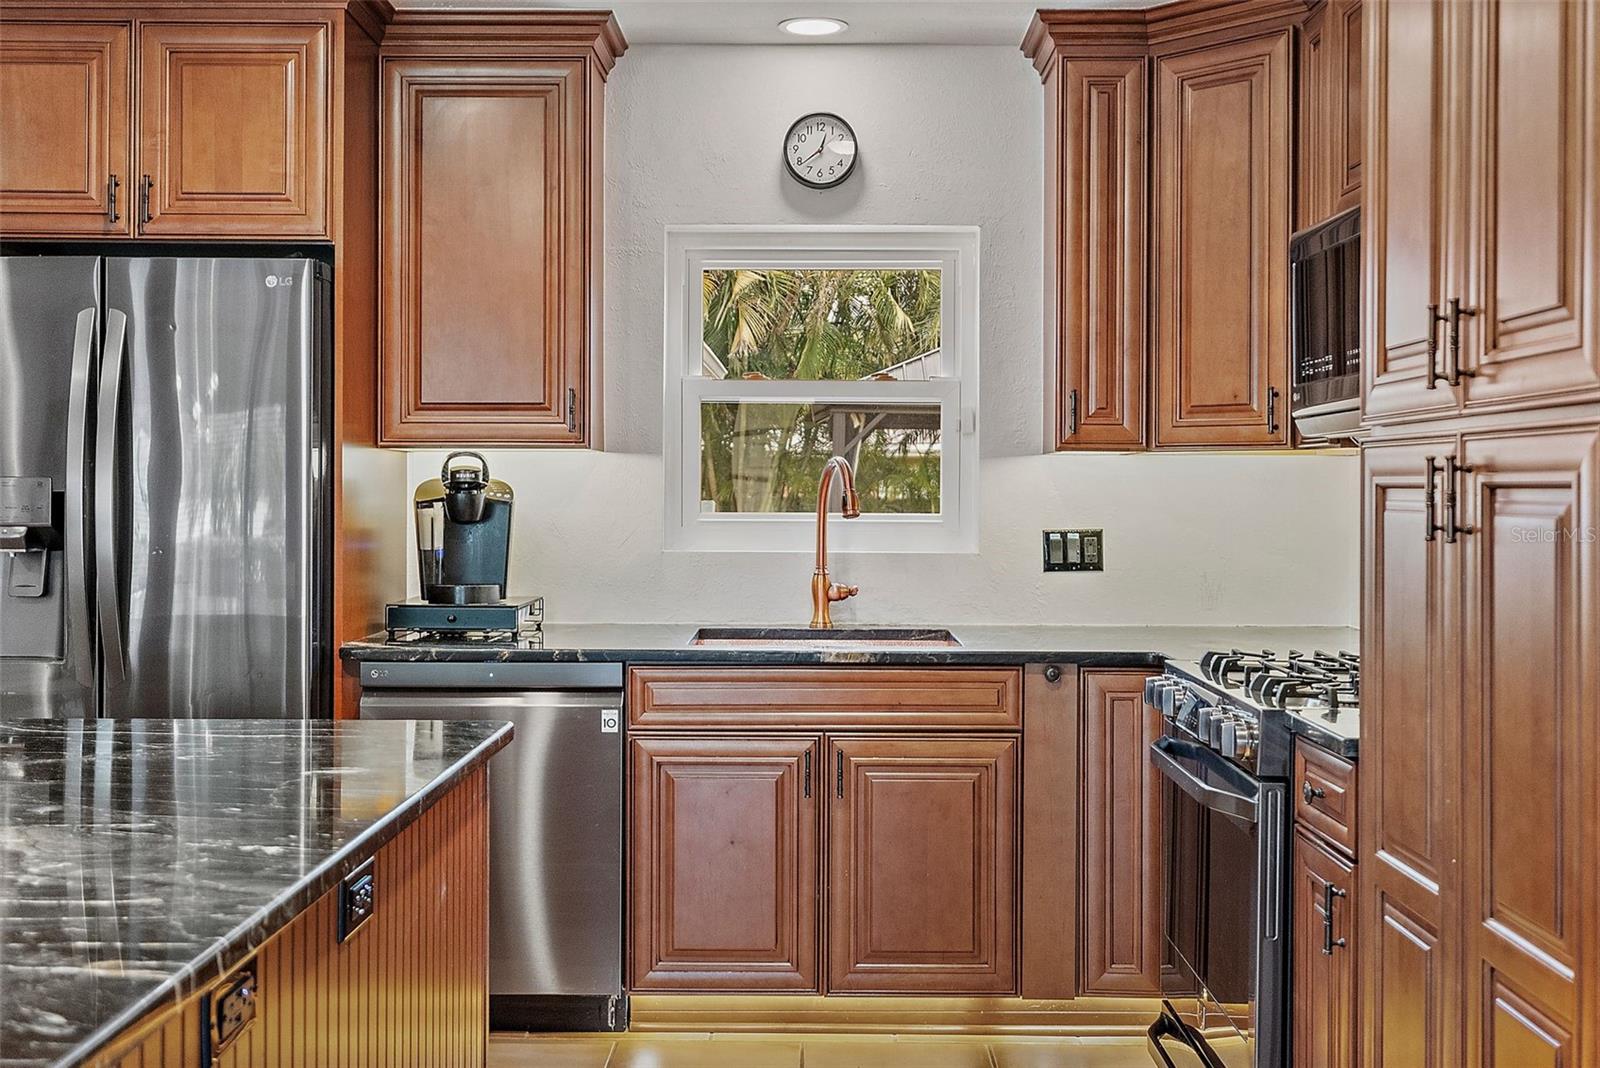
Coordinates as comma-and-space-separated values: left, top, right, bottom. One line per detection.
66, 308, 97, 686
96, 309, 128, 682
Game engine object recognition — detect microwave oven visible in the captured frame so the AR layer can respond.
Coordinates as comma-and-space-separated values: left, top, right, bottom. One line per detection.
1289, 208, 1360, 441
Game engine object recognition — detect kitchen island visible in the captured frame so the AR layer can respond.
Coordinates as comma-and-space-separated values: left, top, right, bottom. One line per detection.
0, 717, 511, 1067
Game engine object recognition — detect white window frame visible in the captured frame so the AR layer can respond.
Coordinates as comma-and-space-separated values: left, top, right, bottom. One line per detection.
663, 225, 979, 553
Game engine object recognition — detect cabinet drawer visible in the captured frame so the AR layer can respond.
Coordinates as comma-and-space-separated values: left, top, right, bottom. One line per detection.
627, 667, 1023, 731
1294, 739, 1356, 855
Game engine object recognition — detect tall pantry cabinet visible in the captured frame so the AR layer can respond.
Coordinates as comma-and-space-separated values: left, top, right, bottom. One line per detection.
1359, 3, 1600, 1067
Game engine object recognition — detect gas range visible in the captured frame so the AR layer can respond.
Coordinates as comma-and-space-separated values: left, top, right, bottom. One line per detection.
1147, 648, 1361, 778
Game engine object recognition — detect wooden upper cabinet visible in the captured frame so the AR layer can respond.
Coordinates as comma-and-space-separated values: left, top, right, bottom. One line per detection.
1078, 668, 1161, 995
1363, 0, 1461, 424
1456, 0, 1600, 413
629, 735, 820, 992
1293, 828, 1357, 1068
0, 21, 132, 236
826, 735, 1017, 994
136, 21, 330, 237
1296, 3, 1331, 233
1329, 0, 1362, 215
1457, 427, 1597, 1068
1047, 53, 1147, 450
1359, 436, 1462, 1068
1152, 31, 1292, 448
379, 14, 621, 447
1297, 0, 1363, 231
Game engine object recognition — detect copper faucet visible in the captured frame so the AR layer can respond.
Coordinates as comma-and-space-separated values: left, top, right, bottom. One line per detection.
810, 456, 861, 629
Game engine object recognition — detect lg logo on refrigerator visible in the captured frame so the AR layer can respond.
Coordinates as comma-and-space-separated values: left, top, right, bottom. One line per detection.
264, 275, 294, 288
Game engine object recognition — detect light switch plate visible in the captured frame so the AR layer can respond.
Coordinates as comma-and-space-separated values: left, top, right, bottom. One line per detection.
1043, 529, 1104, 572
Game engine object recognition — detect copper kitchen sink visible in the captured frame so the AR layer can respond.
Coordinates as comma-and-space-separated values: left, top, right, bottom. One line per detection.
689, 627, 961, 647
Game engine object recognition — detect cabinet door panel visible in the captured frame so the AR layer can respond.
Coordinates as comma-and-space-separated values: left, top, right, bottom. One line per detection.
1459, 428, 1597, 1064
1461, 0, 1600, 410
1362, 0, 1460, 422
1331, 0, 1363, 215
381, 58, 589, 444
0, 21, 130, 235
1293, 829, 1356, 1068
1079, 668, 1161, 995
137, 22, 328, 236
629, 736, 819, 991
1052, 55, 1146, 450
827, 735, 1016, 994
1370, 895, 1446, 1068
1360, 438, 1460, 1068
1297, 4, 1330, 231
1153, 33, 1290, 447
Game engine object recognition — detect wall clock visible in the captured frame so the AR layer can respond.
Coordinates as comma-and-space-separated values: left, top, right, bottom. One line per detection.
784, 113, 858, 189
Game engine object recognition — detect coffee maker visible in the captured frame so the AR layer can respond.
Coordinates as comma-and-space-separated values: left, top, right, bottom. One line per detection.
414, 451, 512, 604
387, 453, 540, 636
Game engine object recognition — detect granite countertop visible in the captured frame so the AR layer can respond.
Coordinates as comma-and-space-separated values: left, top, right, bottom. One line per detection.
0, 717, 512, 1068
341, 622, 1360, 668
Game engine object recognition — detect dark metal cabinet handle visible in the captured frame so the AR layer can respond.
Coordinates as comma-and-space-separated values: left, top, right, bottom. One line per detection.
1044, 665, 1062, 684
1445, 455, 1475, 542
836, 750, 844, 799
1267, 386, 1281, 434
1321, 881, 1348, 955
1424, 303, 1448, 388
106, 174, 119, 223
138, 174, 153, 225
1446, 297, 1478, 385
1424, 456, 1443, 542
1302, 780, 1326, 804
565, 387, 578, 432
1067, 389, 1079, 436
803, 750, 812, 799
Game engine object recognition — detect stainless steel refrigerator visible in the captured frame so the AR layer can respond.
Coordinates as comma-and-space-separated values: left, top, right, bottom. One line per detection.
0, 253, 331, 719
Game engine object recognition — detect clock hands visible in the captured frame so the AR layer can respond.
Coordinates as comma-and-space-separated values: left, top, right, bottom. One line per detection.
804, 133, 828, 165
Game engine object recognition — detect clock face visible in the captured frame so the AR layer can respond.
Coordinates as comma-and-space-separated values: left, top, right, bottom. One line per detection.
784, 113, 858, 189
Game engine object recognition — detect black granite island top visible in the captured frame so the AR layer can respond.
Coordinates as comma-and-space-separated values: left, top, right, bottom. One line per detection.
0, 717, 512, 1067
342, 622, 1359, 669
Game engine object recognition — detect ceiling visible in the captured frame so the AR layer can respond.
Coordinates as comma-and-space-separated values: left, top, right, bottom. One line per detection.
390, 0, 1160, 46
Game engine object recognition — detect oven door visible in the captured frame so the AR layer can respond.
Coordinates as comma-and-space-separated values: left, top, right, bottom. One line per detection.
1148, 735, 1287, 1068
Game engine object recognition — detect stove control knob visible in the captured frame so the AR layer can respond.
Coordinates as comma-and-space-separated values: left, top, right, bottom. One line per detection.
1198, 704, 1229, 748
1223, 719, 1260, 762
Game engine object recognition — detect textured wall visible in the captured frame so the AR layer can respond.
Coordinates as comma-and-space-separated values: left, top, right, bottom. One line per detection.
404, 44, 1360, 627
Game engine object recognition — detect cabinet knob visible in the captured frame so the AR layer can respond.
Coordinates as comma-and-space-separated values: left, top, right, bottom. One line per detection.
1302, 780, 1326, 804
1044, 665, 1062, 684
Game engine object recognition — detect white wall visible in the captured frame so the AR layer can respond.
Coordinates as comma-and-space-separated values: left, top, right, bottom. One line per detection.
405, 44, 1361, 627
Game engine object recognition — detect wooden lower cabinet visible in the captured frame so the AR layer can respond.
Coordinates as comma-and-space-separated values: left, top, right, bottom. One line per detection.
1293, 828, 1357, 1068
827, 735, 1018, 994
95, 767, 490, 1067
1361, 423, 1600, 1067
1457, 426, 1596, 1066
1078, 668, 1161, 995
624, 671, 1024, 998
628, 735, 820, 992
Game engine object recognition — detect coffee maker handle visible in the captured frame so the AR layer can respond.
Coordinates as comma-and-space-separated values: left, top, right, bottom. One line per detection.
441, 451, 489, 484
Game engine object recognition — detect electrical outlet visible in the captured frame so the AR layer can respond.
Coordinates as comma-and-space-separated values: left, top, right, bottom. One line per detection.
1043, 529, 1104, 572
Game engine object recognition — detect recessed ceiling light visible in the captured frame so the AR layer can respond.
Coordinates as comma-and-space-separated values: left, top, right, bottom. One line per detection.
779, 17, 848, 37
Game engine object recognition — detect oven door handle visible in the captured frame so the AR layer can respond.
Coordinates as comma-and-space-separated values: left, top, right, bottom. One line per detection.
1150, 736, 1258, 823
1147, 1001, 1226, 1068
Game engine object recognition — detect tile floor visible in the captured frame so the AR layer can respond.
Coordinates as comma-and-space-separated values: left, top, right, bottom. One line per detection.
487, 1033, 1151, 1067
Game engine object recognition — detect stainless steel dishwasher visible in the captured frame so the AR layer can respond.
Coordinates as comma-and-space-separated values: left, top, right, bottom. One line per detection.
357, 660, 624, 1031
